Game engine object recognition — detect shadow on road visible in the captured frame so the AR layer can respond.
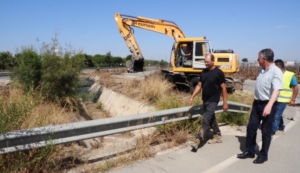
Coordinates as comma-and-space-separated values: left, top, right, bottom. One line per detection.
294, 103, 300, 107
235, 136, 260, 155
235, 136, 247, 152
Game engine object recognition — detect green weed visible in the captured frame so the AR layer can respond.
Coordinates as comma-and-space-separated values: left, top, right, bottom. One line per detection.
217, 112, 249, 126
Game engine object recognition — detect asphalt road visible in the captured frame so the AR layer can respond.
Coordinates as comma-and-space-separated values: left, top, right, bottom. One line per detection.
109, 80, 300, 173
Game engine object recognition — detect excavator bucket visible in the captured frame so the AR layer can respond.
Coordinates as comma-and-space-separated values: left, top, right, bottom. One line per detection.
133, 59, 144, 72
126, 59, 144, 73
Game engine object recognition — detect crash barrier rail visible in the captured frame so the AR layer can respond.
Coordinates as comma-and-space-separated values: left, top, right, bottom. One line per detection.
0, 71, 12, 76
85, 65, 160, 70
0, 101, 251, 154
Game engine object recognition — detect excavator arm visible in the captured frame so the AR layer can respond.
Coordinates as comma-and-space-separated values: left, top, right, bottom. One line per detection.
114, 12, 244, 93
114, 13, 186, 72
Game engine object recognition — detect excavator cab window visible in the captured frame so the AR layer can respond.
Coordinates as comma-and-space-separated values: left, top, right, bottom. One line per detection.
195, 42, 203, 56
192, 41, 212, 69
174, 43, 183, 67
174, 42, 193, 67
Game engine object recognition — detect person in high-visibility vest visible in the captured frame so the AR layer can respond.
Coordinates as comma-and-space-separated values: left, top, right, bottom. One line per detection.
272, 59, 299, 136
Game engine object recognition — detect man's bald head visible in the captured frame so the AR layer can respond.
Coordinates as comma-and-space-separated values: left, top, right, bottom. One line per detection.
205, 54, 215, 70
205, 54, 215, 61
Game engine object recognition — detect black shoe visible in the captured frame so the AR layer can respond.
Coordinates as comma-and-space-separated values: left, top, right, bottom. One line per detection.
196, 133, 202, 140
253, 156, 268, 164
191, 133, 202, 152
237, 151, 255, 159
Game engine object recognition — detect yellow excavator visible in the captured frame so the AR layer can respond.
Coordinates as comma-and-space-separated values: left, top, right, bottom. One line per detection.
114, 13, 244, 93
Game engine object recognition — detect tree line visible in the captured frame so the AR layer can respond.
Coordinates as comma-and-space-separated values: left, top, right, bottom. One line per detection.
0, 51, 168, 71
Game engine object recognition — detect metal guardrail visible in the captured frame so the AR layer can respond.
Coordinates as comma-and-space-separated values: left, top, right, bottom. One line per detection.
0, 72, 12, 76
0, 101, 250, 154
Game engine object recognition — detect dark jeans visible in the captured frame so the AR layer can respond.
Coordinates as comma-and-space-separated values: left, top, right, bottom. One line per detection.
201, 102, 221, 139
245, 100, 277, 159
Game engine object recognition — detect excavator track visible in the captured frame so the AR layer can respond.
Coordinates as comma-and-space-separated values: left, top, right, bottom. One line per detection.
225, 77, 244, 94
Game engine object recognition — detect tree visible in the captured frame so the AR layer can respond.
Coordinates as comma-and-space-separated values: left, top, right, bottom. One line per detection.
92, 54, 105, 67
105, 51, 112, 65
111, 56, 124, 65
70, 53, 86, 70
242, 58, 248, 63
159, 60, 168, 66
144, 59, 160, 66
0, 51, 14, 70
83, 54, 94, 67
125, 55, 132, 61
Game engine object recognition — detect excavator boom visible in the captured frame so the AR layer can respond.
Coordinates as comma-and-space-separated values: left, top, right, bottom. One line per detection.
114, 13, 186, 72
115, 13, 186, 40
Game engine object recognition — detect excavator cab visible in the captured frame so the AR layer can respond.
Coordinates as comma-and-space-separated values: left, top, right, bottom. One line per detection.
174, 40, 213, 70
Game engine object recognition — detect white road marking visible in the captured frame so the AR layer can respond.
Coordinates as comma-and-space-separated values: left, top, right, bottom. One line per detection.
202, 107, 300, 173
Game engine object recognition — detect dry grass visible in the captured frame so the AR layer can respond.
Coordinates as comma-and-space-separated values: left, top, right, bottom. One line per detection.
127, 73, 175, 103
22, 103, 73, 128
96, 129, 191, 172
96, 71, 203, 108
93, 71, 179, 105
237, 65, 300, 81
228, 90, 254, 105
0, 144, 59, 173
97, 72, 115, 88
1, 86, 75, 130
139, 74, 173, 102
0, 86, 84, 172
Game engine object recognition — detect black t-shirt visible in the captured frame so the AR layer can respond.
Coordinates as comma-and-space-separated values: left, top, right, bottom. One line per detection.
200, 67, 226, 102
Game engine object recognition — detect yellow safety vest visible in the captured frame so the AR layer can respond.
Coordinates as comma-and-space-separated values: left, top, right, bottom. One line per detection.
278, 70, 294, 103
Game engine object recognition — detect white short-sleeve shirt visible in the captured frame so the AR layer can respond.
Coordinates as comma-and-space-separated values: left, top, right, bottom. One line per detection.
254, 63, 283, 100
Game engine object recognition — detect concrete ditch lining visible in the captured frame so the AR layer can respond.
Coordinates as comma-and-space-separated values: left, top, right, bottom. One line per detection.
87, 74, 156, 117
76, 74, 158, 161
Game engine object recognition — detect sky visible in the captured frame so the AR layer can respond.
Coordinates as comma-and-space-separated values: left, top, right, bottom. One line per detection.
1, 0, 300, 62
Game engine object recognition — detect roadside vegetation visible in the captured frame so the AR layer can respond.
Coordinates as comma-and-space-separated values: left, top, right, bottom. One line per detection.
0, 34, 275, 172
0, 34, 172, 172
0, 35, 89, 172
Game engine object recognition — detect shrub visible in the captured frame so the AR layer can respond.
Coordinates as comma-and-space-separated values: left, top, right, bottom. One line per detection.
12, 47, 42, 92
0, 96, 35, 133
11, 35, 84, 105
39, 52, 81, 103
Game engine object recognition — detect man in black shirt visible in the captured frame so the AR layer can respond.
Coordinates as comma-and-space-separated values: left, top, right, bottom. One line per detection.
189, 53, 228, 150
